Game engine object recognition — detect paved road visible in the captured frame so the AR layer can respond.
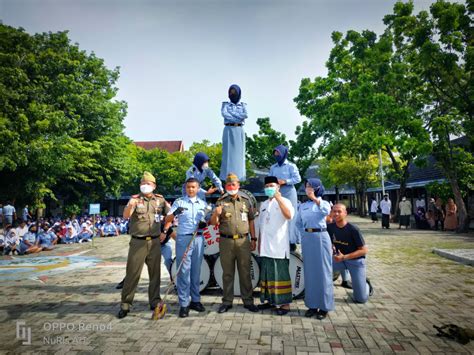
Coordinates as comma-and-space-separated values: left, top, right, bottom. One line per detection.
1, 217, 473, 354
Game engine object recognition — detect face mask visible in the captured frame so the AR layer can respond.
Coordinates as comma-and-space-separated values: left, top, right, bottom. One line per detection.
202, 162, 209, 170
402, 197, 406, 201
140, 184, 154, 194
264, 187, 277, 198
226, 189, 238, 196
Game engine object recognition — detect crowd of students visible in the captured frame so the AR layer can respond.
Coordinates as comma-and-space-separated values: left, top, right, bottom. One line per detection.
0, 215, 129, 256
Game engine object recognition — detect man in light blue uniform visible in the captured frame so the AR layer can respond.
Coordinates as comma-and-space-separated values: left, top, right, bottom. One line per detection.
184, 152, 224, 200
295, 179, 334, 320
220, 84, 248, 181
269, 145, 302, 247
164, 178, 209, 318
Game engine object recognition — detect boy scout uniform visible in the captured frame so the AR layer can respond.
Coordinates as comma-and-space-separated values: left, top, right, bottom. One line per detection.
216, 190, 256, 306
121, 175, 170, 312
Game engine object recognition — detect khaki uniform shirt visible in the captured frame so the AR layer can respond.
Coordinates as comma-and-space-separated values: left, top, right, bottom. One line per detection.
128, 193, 170, 237
216, 192, 255, 236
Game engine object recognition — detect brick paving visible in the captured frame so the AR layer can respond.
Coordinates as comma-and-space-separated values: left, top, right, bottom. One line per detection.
1, 217, 473, 354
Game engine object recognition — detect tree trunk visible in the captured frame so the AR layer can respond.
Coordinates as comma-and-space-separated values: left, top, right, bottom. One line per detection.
448, 177, 470, 233
335, 185, 340, 203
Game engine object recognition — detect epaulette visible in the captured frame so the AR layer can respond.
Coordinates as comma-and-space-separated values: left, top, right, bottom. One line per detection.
217, 194, 228, 201
237, 191, 250, 200
154, 194, 164, 199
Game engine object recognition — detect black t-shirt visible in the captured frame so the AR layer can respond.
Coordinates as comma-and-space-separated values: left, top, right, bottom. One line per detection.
327, 222, 366, 258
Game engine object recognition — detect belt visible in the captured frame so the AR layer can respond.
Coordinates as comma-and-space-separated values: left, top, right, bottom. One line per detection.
131, 235, 159, 241
224, 123, 243, 127
305, 228, 327, 233
220, 233, 248, 239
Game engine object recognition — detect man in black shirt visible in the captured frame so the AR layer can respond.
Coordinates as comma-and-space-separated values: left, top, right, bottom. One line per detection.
327, 204, 374, 303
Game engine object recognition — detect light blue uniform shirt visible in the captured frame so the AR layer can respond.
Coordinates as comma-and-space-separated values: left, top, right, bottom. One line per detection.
296, 200, 331, 230
221, 102, 248, 125
269, 160, 301, 187
169, 197, 208, 235
102, 223, 117, 235
185, 165, 224, 196
22, 232, 37, 244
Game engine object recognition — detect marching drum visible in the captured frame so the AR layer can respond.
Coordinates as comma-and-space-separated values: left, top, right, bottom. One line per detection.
170, 256, 211, 292
202, 225, 220, 256
289, 251, 305, 298
213, 254, 260, 296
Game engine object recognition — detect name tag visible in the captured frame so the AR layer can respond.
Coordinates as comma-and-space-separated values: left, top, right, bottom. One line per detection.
241, 212, 248, 222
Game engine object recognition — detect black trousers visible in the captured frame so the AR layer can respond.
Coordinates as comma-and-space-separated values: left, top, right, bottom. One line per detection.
382, 214, 390, 228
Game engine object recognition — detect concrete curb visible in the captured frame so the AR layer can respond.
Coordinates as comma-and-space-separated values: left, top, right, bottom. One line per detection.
432, 248, 474, 266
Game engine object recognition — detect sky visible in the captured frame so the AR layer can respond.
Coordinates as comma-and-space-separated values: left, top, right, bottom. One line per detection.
1, 0, 436, 148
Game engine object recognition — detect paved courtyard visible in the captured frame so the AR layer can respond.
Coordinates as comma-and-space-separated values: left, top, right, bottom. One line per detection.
1, 217, 473, 354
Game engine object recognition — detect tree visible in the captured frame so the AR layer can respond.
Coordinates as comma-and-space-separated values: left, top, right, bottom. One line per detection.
0, 24, 132, 211
384, 0, 473, 232
246, 117, 288, 169
294, 14, 432, 218
318, 154, 380, 216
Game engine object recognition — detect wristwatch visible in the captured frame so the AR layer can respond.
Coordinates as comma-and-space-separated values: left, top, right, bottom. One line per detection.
251, 237, 257, 241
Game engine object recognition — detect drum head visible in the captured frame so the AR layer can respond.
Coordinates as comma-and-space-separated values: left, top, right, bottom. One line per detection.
290, 251, 305, 298
203, 225, 220, 255
171, 257, 211, 292
213, 254, 260, 296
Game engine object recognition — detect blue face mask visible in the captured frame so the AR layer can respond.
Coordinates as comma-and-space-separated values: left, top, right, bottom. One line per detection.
264, 187, 277, 198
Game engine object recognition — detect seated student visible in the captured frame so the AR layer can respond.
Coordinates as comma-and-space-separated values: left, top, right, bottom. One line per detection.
0, 232, 4, 252
119, 219, 129, 234
64, 226, 78, 244
37, 223, 57, 251
3, 225, 20, 255
19, 225, 42, 254
77, 224, 93, 243
16, 221, 29, 239
101, 217, 119, 237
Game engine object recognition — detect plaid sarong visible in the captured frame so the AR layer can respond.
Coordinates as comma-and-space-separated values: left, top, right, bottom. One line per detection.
259, 256, 292, 306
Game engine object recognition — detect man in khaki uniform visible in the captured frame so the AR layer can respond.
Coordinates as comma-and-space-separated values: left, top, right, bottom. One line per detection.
118, 171, 170, 319
210, 173, 259, 313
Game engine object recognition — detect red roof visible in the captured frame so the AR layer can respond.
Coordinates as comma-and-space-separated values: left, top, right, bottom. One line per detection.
134, 141, 184, 153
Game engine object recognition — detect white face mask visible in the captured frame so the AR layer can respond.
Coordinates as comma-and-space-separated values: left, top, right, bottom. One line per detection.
140, 184, 154, 194
226, 189, 238, 196
202, 162, 209, 170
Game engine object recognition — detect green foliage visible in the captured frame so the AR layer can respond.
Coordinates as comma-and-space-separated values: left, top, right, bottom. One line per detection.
426, 181, 457, 202
246, 117, 288, 169
63, 204, 81, 217
384, 0, 473, 231
0, 24, 132, 208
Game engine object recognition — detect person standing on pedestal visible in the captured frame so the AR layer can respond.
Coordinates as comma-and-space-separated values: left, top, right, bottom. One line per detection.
220, 84, 248, 181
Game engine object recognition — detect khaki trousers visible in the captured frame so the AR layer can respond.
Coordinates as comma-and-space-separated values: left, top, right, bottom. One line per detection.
121, 237, 161, 310
219, 237, 254, 306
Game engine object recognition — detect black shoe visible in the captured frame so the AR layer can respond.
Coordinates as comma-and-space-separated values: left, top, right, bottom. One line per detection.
116, 279, 125, 289
257, 303, 273, 310
217, 304, 232, 313
276, 307, 289, 316
117, 309, 129, 319
244, 304, 259, 312
179, 306, 189, 318
316, 310, 328, 320
367, 278, 374, 296
341, 280, 353, 289
305, 308, 318, 317
189, 301, 205, 312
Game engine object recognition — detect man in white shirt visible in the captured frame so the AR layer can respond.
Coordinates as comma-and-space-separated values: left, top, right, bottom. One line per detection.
2, 202, 16, 226
370, 198, 378, 223
380, 195, 392, 229
257, 176, 295, 315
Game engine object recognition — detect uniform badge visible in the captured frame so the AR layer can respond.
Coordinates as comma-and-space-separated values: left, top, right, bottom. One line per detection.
225, 212, 232, 218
